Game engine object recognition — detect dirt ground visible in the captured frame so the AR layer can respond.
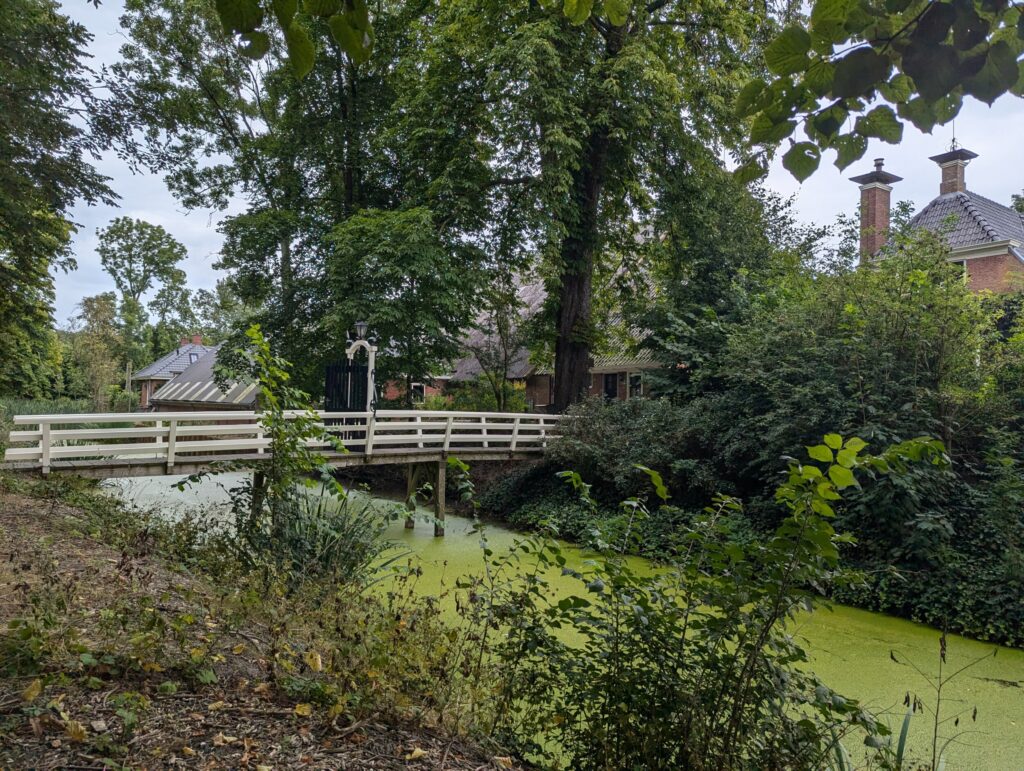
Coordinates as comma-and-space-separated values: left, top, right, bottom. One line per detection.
0, 487, 519, 770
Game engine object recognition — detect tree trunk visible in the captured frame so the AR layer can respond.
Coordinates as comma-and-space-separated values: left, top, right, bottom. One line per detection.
551, 28, 623, 412
279, 237, 295, 319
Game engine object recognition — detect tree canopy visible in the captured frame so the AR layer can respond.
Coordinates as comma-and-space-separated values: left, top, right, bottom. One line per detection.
0, 0, 115, 397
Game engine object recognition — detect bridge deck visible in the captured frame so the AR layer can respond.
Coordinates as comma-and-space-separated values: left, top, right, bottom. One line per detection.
1, 409, 561, 478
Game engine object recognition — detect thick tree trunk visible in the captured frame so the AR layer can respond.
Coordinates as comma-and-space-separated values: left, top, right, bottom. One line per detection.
551, 28, 623, 412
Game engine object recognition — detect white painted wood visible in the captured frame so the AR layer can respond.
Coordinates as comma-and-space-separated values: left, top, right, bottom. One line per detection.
442, 416, 453, 454
3, 408, 561, 472
40, 424, 50, 474
166, 420, 177, 470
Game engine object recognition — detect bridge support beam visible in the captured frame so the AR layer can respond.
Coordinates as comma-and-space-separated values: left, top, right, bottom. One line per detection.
404, 464, 417, 529
434, 460, 445, 537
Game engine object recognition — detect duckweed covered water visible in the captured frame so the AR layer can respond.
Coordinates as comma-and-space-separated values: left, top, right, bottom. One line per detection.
111, 474, 1024, 769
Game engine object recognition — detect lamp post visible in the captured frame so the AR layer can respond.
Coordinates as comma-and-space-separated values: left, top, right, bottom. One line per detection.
345, 321, 377, 413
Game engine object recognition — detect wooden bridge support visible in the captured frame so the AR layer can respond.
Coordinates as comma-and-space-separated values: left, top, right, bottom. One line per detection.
404, 464, 418, 529
434, 460, 446, 538
402, 461, 445, 536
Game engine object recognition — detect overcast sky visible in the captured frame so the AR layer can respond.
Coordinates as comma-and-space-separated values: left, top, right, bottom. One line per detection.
55, 0, 1024, 323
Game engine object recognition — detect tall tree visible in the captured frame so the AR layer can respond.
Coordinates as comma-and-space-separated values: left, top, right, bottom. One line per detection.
69, 293, 122, 408
0, 0, 114, 396
109, 0, 495, 393
96, 217, 188, 304
327, 207, 482, 405
401, 0, 778, 410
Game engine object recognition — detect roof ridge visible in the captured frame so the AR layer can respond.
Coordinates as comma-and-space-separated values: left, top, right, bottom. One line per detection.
956, 191, 1000, 242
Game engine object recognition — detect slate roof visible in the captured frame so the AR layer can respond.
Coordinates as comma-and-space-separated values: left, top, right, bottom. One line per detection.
909, 190, 1024, 261
151, 348, 258, 409
133, 343, 218, 381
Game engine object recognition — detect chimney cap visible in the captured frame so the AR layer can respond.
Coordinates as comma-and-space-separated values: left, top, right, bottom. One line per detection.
850, 157, 903, 186
928, 147, 978, 165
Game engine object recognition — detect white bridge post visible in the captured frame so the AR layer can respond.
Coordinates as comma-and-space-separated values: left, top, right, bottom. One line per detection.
40, 421, 50, 476
166, 419, 177, 471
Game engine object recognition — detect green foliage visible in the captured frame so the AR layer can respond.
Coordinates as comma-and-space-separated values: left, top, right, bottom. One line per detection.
749, 0, 1024, 179
443, 376, 529, 413
327, 207, 482, 404
0, 0, 114, 399
96, 217, 188, 305
487, 437, 944, 769
541, 224, 1024, 644
191, 325, 401, 584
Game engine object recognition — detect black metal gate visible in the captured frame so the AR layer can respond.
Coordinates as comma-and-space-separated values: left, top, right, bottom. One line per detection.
325, 361, 368, 413
325, 361, 369, 452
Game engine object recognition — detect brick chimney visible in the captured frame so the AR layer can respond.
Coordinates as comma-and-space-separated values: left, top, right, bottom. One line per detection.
928, 147, 978, 195
850, 158, 903, 259
179, 334, 203, 346
191, 334, 202, 345
179, 336, 190, 347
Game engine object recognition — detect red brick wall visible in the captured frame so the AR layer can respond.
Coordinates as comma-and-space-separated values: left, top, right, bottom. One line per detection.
939, 162, 966, 195
965, 253, 1024, 293
859, 184, 892, 258
381, 379, 443, 403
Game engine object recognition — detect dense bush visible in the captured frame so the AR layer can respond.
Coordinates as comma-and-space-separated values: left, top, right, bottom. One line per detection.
486, 437, 945, 769
517, 232, 1024, 645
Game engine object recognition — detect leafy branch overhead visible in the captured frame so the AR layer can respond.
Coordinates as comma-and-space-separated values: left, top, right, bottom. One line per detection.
215, 0, 637, 76
742, 0, 1024, 182
215, 0, 375, 75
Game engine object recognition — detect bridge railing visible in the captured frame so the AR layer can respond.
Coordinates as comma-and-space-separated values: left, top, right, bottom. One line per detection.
2, 409, 562, 473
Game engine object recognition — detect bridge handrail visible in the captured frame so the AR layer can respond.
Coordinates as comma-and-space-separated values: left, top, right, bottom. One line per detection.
3, 409, 562, 474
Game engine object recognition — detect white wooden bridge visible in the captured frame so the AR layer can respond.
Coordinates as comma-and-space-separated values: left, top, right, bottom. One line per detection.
1, 410, 562, 478
3, 409, 562, 537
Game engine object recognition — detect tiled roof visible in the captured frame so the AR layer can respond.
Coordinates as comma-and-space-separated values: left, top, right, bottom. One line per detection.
151, 348, 258, 409
909, 191, 1024, 260
449, 347, 535, 381
133, 343, 217, 381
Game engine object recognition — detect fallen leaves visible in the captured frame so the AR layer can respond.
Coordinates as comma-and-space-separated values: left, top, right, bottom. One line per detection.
21, 679, 42, 702
405, 746, 428, 760
304, 650, 323, 672
63, 719, 87, 743
293, 702, 313, 717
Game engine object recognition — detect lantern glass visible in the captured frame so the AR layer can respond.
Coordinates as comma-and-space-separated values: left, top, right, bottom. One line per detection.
355, 320, 368, 339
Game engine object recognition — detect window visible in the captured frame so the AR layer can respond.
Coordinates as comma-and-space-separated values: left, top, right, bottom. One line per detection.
411, 382, 426, 401
628, 372, 643, 399
189, 353, 200, 364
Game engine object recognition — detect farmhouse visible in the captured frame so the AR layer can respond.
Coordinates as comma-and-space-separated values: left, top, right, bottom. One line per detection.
852, 147, 1024, 291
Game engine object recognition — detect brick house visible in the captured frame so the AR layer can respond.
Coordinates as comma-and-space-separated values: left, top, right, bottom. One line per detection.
132, 335, 216, 409
851, 148, 1024, 291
